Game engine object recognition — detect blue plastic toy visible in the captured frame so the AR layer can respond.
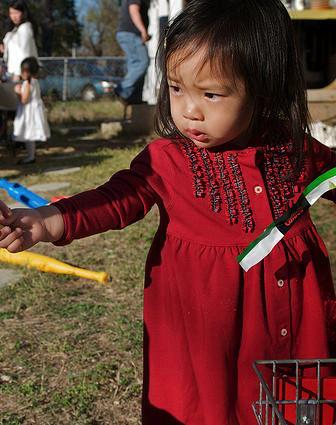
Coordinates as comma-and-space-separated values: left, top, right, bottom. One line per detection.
0, 178, 49, 208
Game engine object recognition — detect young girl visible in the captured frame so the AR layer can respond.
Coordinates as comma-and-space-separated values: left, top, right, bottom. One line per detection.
0, 0, 335, 423
13, 57, 50, 164
1, 0, 38, 81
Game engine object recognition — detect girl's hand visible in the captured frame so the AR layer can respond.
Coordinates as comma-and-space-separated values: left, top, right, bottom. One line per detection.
14, 83, 22, 95
0, 201, 47, 252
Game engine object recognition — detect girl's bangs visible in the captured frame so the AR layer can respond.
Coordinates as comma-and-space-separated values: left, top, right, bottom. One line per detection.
165, 32, 241, 89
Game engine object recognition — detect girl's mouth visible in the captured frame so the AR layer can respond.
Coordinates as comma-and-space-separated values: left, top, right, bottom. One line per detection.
185, 129, 209, 143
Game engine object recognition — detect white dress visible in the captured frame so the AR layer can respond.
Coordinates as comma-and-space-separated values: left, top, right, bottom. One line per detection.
3, 22, 38, 77
13, 79, 50, 143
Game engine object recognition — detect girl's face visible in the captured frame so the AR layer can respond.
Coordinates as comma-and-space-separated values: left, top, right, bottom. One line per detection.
21, 69, 30, 80
9, 8, 23, 26
168, 48, 254, 149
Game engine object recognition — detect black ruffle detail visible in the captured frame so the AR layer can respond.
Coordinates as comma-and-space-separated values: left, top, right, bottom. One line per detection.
181, 140, 303, 231
181, 141, 255, 232
262, 143, 295, 220
181, 141, 206, 199
199, 149, 222, 213
215, 152, 238, 225
228, 153, 255, 233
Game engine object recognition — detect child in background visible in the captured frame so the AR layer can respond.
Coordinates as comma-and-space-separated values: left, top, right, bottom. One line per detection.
0, 0, 336, 423
14, 56, 50, 164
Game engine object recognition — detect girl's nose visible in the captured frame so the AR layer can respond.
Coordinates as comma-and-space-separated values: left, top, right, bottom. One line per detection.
183, 99, 204, 121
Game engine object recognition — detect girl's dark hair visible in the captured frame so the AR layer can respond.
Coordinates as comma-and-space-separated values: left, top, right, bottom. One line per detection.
8, 0, 37, 36
21, 56, 39, 76
155, 0, 310, 175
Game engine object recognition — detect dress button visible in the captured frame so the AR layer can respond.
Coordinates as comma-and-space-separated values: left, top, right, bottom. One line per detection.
281, 328, 288, 337
254, 185, 263, 194
277, 279, 285, 288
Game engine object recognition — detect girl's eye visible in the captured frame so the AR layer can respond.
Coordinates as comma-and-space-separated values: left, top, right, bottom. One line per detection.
205, 92, 222, 100
168, 85, 182, 95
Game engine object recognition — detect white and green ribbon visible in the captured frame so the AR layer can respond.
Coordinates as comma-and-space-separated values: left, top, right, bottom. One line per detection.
238, 167, 336, 272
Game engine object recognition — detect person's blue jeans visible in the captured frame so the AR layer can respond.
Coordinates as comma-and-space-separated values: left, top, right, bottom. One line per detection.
116, 31, 149, 103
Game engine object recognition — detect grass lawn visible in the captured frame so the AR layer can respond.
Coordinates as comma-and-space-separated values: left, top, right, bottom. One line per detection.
46, 99, 125, 125
0, 111, 335, 424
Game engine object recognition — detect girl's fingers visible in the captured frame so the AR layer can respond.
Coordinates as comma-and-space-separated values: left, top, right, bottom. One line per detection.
0, 201, 12, 220
0, 215, 16, 226
0, 226, 12, 241
0, 227, 23, 248
7, 236, 25, 253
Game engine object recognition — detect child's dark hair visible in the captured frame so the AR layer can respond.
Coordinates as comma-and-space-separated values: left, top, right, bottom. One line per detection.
155, 0, 310, 175
8, 0, 37, 36
21, 57, 40, 77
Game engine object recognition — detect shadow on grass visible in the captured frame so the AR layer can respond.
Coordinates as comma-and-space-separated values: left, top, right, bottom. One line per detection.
0, 127, 149, 181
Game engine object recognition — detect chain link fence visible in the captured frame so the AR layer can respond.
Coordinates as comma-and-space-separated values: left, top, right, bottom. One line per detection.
0, 57, 126, 102
39, 57, 126, 101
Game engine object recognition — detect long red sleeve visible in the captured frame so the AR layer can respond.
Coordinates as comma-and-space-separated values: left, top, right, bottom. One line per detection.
53, 143, 165, 245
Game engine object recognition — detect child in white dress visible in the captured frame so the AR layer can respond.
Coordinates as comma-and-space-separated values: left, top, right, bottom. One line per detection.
14, 57, 50, 164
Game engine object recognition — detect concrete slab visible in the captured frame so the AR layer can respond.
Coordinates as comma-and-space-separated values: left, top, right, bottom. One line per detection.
0, 269, 23, 288
43, 146, 76, 156
44, 167, 81, 176
0, 169, 20, 178
55, 126, 97, 136
28, 182, 70, 192
101, 122, 122, 139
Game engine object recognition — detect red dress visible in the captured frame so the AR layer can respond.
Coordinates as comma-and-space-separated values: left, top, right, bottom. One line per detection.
54, 138, 336, 425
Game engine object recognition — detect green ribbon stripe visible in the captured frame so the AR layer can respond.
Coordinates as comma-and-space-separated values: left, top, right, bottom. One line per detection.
238, 167, 336, 272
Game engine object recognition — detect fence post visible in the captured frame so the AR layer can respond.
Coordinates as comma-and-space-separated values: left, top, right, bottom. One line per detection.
62, 58, 68, 101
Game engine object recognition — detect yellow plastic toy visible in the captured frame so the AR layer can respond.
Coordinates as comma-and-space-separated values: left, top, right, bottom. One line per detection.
0, 248, 109, 284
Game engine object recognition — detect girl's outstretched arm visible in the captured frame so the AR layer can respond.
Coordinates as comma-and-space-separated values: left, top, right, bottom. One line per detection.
50, 143, 165, 246
0, 201, 64, 252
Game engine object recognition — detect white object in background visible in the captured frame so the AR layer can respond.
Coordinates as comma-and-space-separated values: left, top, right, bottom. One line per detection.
294, 0, 305, 9
143, 0, 184, 105
143, 0, 169, 105
280, 0, 293, 8
310, 121, 336, 148
3, 22, 38, 77
169, 0, 184, 19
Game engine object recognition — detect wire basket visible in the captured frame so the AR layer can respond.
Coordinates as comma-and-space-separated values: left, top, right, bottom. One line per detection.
253, 359, 336, 425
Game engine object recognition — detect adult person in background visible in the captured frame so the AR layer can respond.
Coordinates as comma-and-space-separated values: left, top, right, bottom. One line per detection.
115, 0, 151, 105
0, 0, 38, 82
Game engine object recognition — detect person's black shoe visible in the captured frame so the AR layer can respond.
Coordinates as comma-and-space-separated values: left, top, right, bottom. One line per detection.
17, 158, 36, 165
14, 141, 26, 150
116, 96, 148, 106
113, 86, 148, 106
131, 100, 147, 105
115, 93, 129, 106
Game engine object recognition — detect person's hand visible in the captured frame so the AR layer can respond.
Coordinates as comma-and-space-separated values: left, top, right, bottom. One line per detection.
0, 43, 4, 54
14, 83, 22, 94
141, 31, 151, 43
0, 201, 47, 252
